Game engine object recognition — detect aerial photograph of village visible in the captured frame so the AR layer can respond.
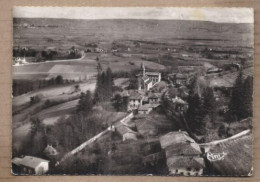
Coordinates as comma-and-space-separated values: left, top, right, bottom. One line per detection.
12, 7, 253, 176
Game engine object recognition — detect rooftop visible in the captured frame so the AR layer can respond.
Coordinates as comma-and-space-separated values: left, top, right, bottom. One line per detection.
175, 73, 187, 79
172, 96, 187, 105
148, 92, 160, 99
167, 156, 204, 170
160, 131, 196, 149
165, 142, 202, 156
200, 129, 252, 176
12, 156, 49, 169
146, 72, 161, 76
128, 91, 143, 100
139, 104, 151, 111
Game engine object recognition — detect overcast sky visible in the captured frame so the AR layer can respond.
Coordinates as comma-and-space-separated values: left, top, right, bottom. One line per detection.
13, 7, 253, 23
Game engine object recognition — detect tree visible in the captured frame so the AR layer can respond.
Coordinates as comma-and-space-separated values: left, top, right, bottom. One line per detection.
187, 75, 198, 96
94, 68, 114, 103
77, 90, 93, 114
241, 76, 253, 118
105, 67, 114, 99
55, 75, 64, 84
30, 94, 41, 105
202, 87, 216, 119
128, 72, 138, 90
94, 72, 102, 103
122, 96, 129, 112
112, 94, 123, 111
186, 94, 205, 135
228, 71, 244, 121
30, 117, 43, 136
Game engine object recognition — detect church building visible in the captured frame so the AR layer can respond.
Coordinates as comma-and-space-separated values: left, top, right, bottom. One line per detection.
137, 63, 161, 91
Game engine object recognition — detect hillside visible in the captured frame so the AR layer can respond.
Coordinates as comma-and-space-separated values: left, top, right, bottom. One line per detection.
13, 18, 253, 50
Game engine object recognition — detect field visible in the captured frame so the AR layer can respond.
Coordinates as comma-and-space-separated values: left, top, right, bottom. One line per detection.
13, 55, 97, 80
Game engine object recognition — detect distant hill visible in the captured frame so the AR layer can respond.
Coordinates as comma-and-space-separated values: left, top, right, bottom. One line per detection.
13, 18, 253, 48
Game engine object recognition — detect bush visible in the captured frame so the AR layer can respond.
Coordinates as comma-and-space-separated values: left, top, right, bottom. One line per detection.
30, 95, 42, 105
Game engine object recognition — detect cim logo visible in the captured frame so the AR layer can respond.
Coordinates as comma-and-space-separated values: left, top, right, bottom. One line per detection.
207, 152, 227, 161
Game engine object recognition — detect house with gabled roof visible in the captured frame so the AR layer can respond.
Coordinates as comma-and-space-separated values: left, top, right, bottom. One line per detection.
160, 131, 205, 176
126, 90, 144, 111
12, 156, 49, 175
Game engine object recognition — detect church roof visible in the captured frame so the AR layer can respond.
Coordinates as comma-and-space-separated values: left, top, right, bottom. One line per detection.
146, 72, 161, 76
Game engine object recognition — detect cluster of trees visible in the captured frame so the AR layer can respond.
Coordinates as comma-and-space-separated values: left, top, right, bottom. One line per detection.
13, 75, 67, 96
228, 72, 253, 121
185, 70, 253, 136
128, 72, 139, 90
13, 48, 37, 57
111, 94, 129, 112
77, 90, 93, 114
67, 46, 81, 59
35, 50, 58, 62
94, 68, 114, 103
13, 46, 81, 63
186, 87, 216, 135
14, 101, 106, 159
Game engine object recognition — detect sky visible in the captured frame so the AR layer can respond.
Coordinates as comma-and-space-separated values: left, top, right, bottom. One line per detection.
13, 7, 253, 23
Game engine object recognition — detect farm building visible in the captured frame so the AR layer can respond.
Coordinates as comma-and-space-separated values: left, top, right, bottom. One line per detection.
137, 63, 161, 91
12, 156, 49, 175
160, 131, 204, 176
200, 129, 252, 176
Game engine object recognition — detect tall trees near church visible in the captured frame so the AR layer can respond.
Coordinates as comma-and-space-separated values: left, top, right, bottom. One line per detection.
186, 94, 205, 135
228, 70, 253, 121
94, 67, 114, 103
202, 87, 216, 119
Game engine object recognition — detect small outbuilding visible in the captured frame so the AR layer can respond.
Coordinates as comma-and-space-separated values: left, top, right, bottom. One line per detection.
12, 156, 49, 175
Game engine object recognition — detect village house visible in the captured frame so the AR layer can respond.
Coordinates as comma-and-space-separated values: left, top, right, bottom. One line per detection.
169, 73, 188, 86
12, 156, 50, 175
94, 47, 104, 53
127, 91, 144, 111
137, 63, 161, 91
138, 104, 153, 114
160, 131, 205, 176
148, 92, 160, 104
172, 96, 188, 112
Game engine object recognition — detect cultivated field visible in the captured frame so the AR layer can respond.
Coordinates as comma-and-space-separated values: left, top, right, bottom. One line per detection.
13, 54, 97, 80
